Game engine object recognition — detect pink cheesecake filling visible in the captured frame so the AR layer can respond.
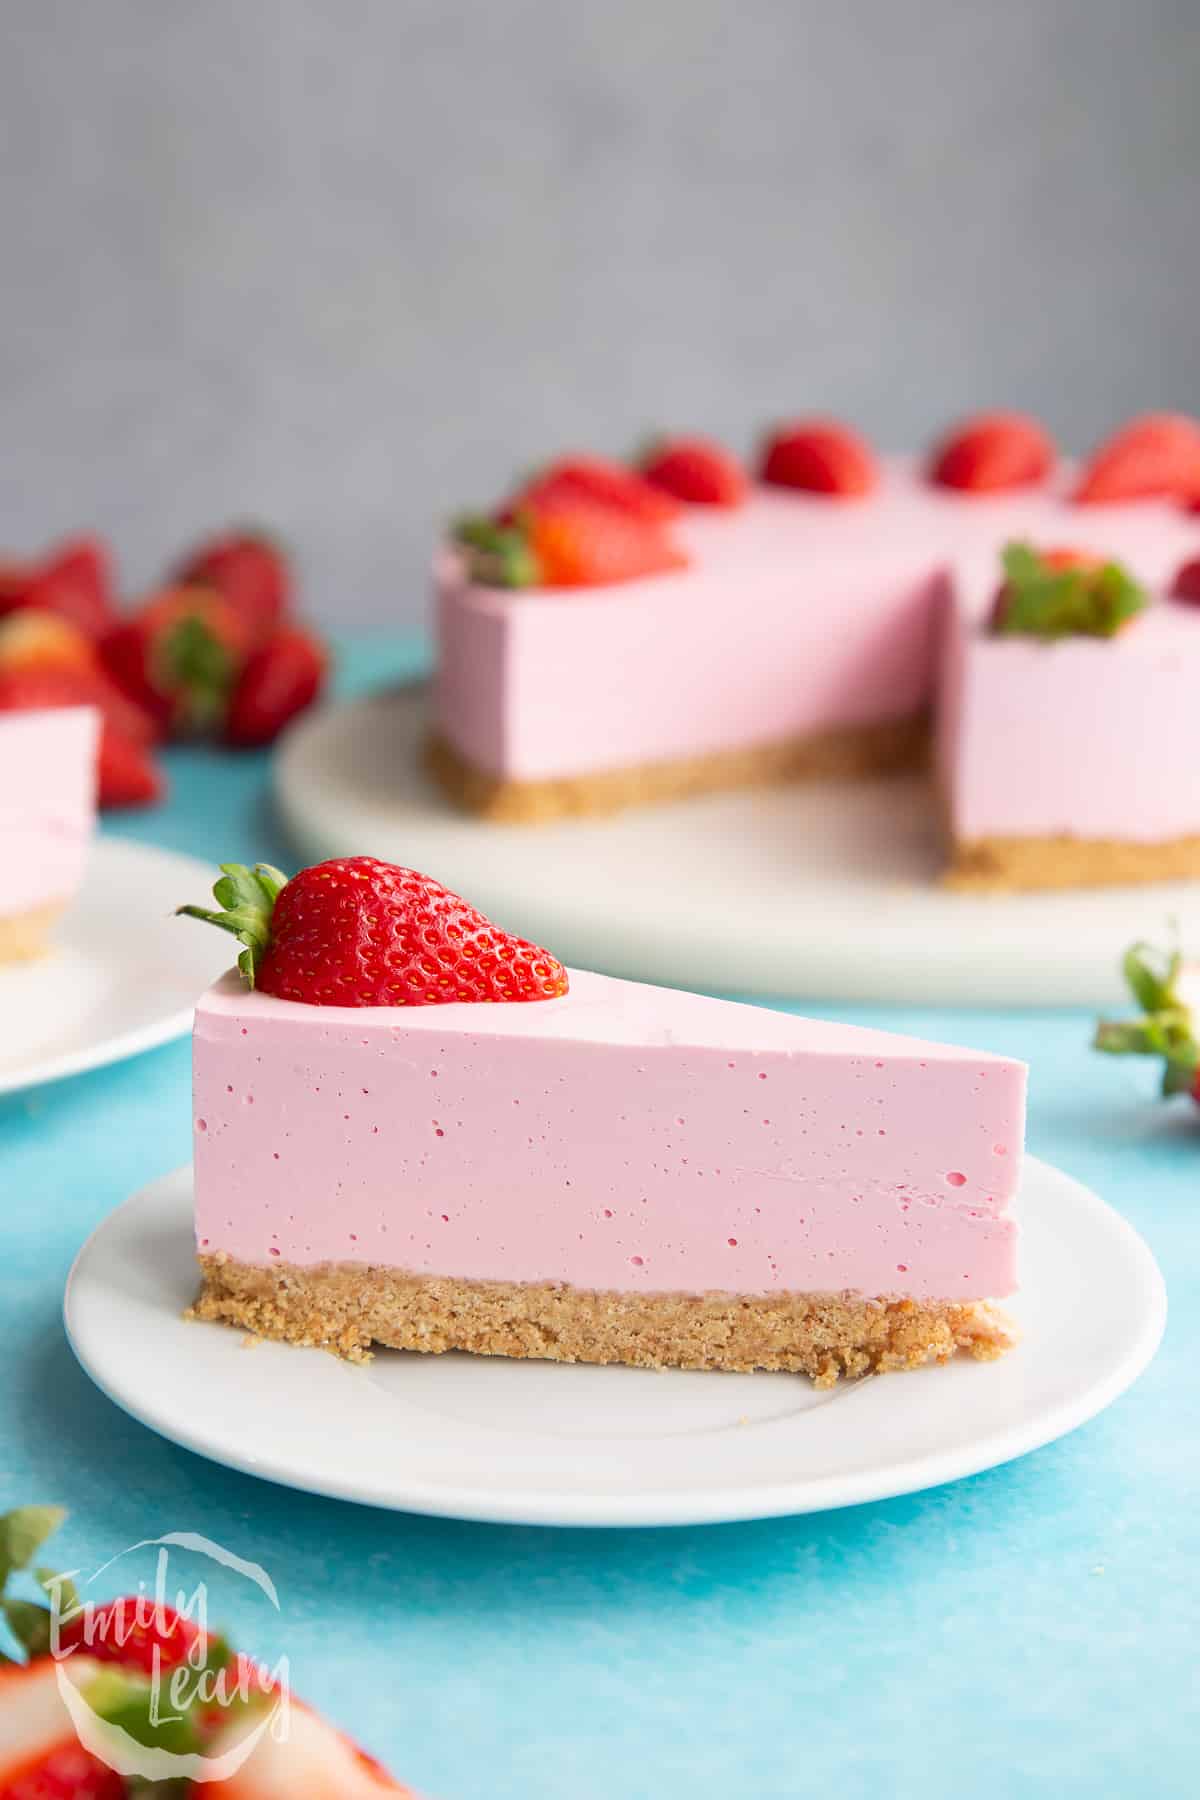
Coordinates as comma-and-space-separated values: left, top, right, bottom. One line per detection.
434, 460, 1200, 783
193, 970, 1024, 1302
0, 707, 99, 917
939, 566, 1200, 842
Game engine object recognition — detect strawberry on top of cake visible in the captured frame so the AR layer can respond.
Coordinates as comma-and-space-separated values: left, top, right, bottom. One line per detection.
429, 410, 1200, 892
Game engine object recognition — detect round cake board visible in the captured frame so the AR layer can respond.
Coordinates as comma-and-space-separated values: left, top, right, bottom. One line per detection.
273, 686, 1200, 1007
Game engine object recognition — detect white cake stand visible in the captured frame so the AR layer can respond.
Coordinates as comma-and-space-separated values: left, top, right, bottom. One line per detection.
273, 684, 1200, 1006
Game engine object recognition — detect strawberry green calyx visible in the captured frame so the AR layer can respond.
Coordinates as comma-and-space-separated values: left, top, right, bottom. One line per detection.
0, 1504, 68, 1663
155, 610, 239, 732
452, 514, 541, 588
994, 542, 1147, 639
177, 862, 289, 987
1094, 942, 1200, 1099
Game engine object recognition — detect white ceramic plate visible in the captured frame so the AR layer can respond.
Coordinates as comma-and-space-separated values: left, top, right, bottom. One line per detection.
273, 686, 1200, 1007
0, 838, 233, 1095
64, 1158, 1165, 1528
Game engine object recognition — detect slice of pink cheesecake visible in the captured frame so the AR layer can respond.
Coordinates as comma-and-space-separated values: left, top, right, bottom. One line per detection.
938, 546, 1200, 889
0, 706, 99, 960
184, 858, 1025, 1385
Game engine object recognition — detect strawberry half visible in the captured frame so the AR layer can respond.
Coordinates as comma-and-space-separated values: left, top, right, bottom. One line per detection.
1074, 413, 1200, 505
639, 436, 748, 507
205, 1698, 414, 1797
759, 419, 879, 497
928, 411, 1056, 493
1095, 942, 1200, 1105
455, 502, 687, 589
503, 454, 679, 523
174, 530, 290, 643
178, 857, 571, 1006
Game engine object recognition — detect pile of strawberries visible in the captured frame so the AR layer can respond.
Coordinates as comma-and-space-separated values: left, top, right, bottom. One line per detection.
0, 530, 327, 809
454, 411, 1200, 590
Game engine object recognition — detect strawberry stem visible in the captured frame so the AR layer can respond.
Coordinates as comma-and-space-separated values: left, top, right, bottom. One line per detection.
177, 862, 288, 987
995, 542, 1146, 639
452, 514, 541, 588
1094, 940, 1200, 1098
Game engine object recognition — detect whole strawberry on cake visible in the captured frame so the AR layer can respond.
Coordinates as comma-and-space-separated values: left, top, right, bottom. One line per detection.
430, 411, 1200, 890
181, 856, 1026, 1384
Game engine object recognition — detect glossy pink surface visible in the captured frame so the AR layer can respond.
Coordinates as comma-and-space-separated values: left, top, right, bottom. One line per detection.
0, 707, 98, 917
433, 460, 1200, 784
193, 969, 1026, 1301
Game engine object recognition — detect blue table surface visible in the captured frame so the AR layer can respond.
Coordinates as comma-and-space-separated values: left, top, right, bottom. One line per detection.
1, 636, 1195, 1800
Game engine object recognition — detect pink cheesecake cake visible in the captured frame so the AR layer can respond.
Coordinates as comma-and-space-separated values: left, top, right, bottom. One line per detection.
0, 706, 99, 960
940, 548, 1200, 889
429, 413, 1200, 888
183, 856, 1025, 1385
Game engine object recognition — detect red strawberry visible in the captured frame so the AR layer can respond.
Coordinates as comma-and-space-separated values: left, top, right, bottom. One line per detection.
179, 857, 570, 1006
1039, 546, 1102, 571
928, 411, 1056, 493
504, 454, 679, 523
639, 435, 747, 507
207, 1697, 413, 1797
0, 537, 116, 640
225, 627, 328, 747
94, 730, 163, 810
759, 419, 879, 497
1074, 413, 1200, 504
175, 530, 290, 643
1168, 554, 1200, 603
1095, 942, 1200, 1104
0, 1661, 124, 1800
57, 1598, 203, 1676
456, 502, 687, 589
100, 587, 252, 736
0, 1740, 127, 1799
0, 657, 157, 749
0, 668, 164, 810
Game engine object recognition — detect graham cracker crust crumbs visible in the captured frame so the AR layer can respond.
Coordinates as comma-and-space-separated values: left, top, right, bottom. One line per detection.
192, 1256, 1016, 1386
0, 901, 65, 963
943, 833, 1200, 893
425, 715, 928, 824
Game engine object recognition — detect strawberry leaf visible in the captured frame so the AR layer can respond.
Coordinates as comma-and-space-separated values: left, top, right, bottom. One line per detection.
177, 862, 288, 987
36, 1564, 79, 1614
1095, 939, 1199, 1100
453, 514, 541, 588
4, 1597, 53, 1657
0, 1505, 66, 1588
995, 542, 1147, 639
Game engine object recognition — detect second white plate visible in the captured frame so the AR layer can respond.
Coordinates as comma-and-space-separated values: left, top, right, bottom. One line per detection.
64, 1158, 1165, 1528
0, 838, 234, 1095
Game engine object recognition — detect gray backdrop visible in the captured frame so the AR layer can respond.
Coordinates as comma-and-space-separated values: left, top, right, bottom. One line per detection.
3, 0, 1198, 629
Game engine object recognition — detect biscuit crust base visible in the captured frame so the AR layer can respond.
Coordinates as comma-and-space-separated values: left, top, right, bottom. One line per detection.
426, 715, 928, 824
943, 833, 1200, 893
193, 1254, 1015, 1387
0, 901, 64, 962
